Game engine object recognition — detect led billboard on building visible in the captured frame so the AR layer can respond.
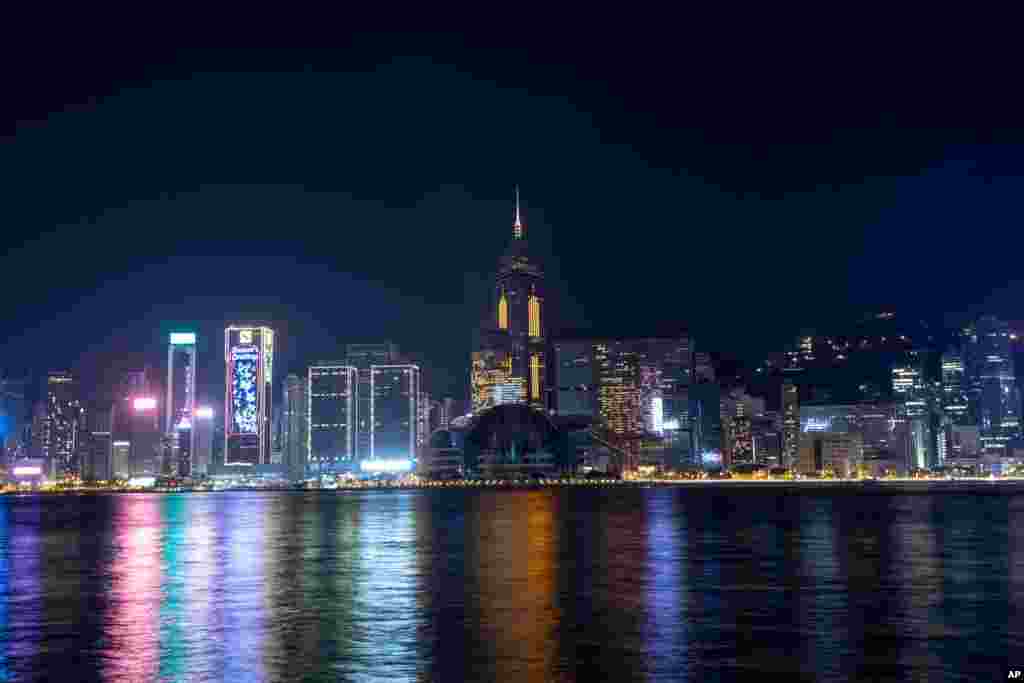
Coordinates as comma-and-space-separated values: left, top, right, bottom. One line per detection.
230, 346, 259, 434
225, 326, 274, 466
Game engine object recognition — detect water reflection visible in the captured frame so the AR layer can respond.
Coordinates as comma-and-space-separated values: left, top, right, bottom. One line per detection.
484, 491, 559, 681
222, 494, 269, 682
0, 489, 1022, 681
182, 493, 219, 680
0, 500, 9, 679
799, 497, 844, 678
349, 491, 426, 681
1011, 496, 1024, 651
104, 495, 162, 681
642, 491, 687, 681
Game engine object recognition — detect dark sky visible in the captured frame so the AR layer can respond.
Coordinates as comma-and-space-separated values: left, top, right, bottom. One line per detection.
2, 24, 1023, 402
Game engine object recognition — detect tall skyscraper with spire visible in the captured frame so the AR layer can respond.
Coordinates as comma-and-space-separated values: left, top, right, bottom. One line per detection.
472, 186, 548, 413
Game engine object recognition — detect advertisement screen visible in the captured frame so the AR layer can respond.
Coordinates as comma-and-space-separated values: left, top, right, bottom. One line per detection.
231, 346, 259, 434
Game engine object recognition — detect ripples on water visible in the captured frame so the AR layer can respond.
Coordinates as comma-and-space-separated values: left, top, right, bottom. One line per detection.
0, 489, 1020, 681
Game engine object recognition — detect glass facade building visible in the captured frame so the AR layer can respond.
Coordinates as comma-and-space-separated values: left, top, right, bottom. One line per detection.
963, 316, 1020, 456
370, 365, 420, 464
166, 332, 197, 476
282, 374, 307, 481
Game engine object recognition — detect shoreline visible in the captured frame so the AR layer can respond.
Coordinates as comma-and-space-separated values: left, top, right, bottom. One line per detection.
6, 479, 1024, 495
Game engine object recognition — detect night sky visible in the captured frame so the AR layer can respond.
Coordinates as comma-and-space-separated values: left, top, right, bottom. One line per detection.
2, 25, 1023, 403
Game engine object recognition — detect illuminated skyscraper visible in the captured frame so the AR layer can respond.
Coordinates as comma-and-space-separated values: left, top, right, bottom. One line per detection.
346, 342, 400, 461
282, 374, 307, 481
720, 388, 761, 467
593, 340, 643, 437
554, 340, 596, 417
224, 325, 275, 466
110, 367, 161, 476
370, 364, 420, 464
192, 406, 214, 477
417, 389, 432, 453
0, 377, 29, 458
43, 371, 81, 478
166, 332, 197, 476
166, 332, 197, 432
473, 186, 547, 412
892, 349, 936, 470
781, 380, 800, 468
938, 349, 969, 464
308, 363, 357, 474
962, 316, 1020, 457
940, 350, 968, 423
84, 402, 113, 481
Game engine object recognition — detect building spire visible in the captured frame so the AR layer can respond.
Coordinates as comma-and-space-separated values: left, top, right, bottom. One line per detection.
513, 184, 523, 240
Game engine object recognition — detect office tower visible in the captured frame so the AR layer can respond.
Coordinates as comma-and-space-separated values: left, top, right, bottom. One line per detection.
892, 350, 936, 470
689, 381, 722, 468
438, 397, 456, 428
553, 335, 695, 469
282, 374, 307, 480
111, 439, 131, 480
166, 332, 197, 431
962, 316, 1020, 457
0, 377, 28, 457
797, 432, 863, 477
800, 401, 907, 475
192, 406, 214, 477
128, 395, 161, 475
940, 350, 968, 422
473, 186, 547, 413
307, 364, 357, 474
693, 352, 715, 383
554, 340, 596, 417
721, 388, 760, 467
369, 364, 420, 465
166, 333, 197, 476
938, 350, 969, 465
44, 371, 82, 478
593, 340, 643, 437
752, 413, 782, 466
30, 401, 46, 460
84, 402, 113, 481
224, 325, 274, 466
781, 380, 800, 468
417, 389, 431, 453
270, 403, 284, 464
109, 367, 161, 476
650, 338, 694, 468
346, 342, 400, 461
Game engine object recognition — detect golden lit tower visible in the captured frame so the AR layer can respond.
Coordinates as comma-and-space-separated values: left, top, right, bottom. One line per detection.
472, 185, 548, 413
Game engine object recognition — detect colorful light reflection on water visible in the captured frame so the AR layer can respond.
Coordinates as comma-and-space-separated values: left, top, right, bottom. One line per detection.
0, 489, 1018, 681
